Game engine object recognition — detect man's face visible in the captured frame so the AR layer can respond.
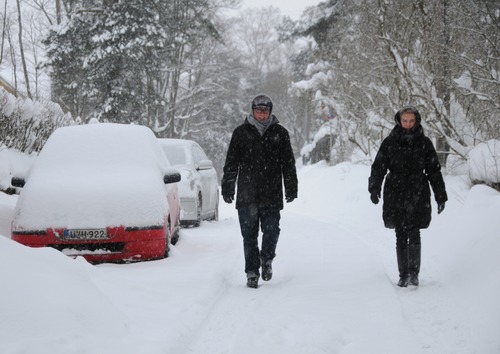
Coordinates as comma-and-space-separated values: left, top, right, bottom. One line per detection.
253, 107, 270, 121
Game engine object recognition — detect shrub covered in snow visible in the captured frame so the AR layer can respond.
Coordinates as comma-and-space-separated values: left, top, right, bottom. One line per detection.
0, 87, 77, 154
300, 121, 338, 165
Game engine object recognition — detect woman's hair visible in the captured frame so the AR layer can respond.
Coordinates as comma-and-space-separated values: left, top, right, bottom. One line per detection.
395, 105, 421, 125
399, 105, 419, 116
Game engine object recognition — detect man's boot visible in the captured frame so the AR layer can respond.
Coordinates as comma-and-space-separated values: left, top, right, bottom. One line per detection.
261, 258, 273, 281
396, 245, 409, 287
246, 271, 259, 288
408, 243, 421, 286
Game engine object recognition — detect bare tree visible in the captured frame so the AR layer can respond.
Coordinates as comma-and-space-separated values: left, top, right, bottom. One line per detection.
16, 0, 32, 99
292, 0, 499, 165
233, 7, 284, 73
0, 0, 7, 65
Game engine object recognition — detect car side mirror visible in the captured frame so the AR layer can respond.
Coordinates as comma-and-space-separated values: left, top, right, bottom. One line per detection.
164, 172, 181, 184
11, 177, 26, 188
197, 159, 213, 171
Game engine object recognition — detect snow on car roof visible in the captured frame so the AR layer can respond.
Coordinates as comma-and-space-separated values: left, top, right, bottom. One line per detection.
13, 123, 171, 230
157, 138, 192, 145
157, 138, 202, 149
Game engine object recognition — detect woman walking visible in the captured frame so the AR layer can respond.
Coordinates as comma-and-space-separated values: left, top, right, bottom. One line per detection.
368, 105, 447, 287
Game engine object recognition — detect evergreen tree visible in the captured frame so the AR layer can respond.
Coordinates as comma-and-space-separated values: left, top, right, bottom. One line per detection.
43, 14, 94, 118
82, 1, 166, 124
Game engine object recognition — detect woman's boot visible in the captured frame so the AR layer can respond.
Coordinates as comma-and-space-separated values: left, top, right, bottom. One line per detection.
408, 243, 421, 286
396, 245, 409, 287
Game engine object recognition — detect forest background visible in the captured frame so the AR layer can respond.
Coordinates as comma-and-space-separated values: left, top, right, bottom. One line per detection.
1, 0, 499, 184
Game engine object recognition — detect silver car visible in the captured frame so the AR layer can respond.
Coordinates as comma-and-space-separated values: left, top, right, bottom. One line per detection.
158, 139, 219, 227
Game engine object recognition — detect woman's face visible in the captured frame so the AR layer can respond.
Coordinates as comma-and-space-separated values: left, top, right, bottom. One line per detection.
401, 112, 417, 130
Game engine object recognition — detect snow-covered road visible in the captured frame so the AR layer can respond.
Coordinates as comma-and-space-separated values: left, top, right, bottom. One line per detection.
1, 162, 499, 354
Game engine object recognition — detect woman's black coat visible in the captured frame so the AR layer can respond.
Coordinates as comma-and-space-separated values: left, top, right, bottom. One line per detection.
222, 117, 298, 210
368, 110, 447, 230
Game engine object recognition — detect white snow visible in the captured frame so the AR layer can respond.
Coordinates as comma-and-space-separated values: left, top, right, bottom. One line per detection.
467, 139, 500, 185
0, 146, 35, 191
11, 124, 173, 230
1, 160, 499, 354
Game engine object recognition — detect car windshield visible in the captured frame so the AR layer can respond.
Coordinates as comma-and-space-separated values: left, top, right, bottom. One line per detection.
163, 146, 187, 165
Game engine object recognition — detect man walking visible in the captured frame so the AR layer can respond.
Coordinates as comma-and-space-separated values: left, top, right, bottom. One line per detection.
222, 94, 298, 288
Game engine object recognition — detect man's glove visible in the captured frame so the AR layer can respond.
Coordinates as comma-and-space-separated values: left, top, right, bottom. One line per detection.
437, 202, 445, 214
223, 194, 234, 204
286, 195, 296, 203
370, 193, 380, 205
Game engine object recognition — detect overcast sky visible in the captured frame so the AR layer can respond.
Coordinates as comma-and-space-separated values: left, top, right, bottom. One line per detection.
240, 0, 323, 19
4, 0, 322, 22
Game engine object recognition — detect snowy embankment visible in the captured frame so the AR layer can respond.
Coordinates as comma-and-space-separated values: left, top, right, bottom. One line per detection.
1, 162, 499, 354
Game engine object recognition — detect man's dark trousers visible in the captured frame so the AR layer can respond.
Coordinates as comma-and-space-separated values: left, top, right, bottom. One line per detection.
238, 205, 281, 276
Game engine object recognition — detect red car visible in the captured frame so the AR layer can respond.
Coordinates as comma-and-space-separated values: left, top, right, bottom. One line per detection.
11, 123, 181, 262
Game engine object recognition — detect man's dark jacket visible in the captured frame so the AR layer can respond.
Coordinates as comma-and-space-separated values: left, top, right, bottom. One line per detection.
222, 117, 298, 210
368, 109, 447, 229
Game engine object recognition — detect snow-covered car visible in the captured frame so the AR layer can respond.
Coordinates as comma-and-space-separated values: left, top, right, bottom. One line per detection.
158, 139, 219, 226
11, 123, 181, 262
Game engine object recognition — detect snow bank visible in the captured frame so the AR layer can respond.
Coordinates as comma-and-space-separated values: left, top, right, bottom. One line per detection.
0, 145, 35, 192
0, 237, 136, 353
467, 139, 500, 187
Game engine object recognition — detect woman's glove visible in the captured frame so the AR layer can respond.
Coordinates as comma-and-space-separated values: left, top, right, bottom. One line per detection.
437, 202, 445, 214
370, 193, 380, 205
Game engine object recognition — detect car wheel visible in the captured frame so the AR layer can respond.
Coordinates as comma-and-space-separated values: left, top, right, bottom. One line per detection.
208, 197, 219, 222
171, 217, 180, 245
213, 199, 219, 221
194, 194, 202, 227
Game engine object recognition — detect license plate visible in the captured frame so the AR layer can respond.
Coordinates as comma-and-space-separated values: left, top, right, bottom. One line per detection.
63, 229, 108, 240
